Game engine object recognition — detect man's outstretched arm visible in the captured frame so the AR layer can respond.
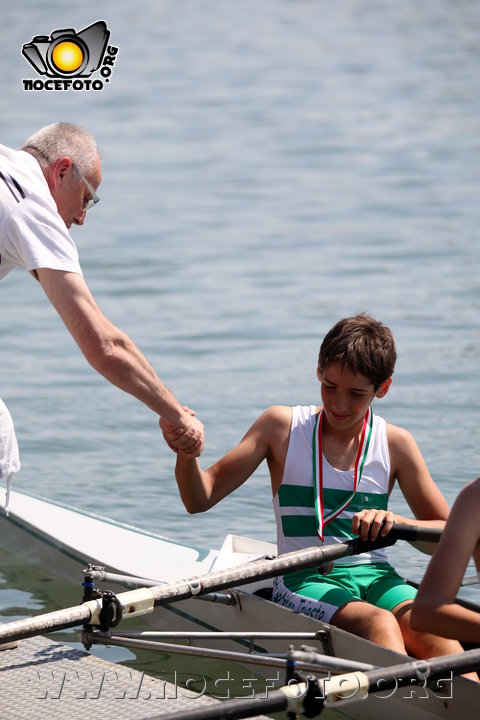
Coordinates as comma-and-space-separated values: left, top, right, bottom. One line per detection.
37, 268, 204, 455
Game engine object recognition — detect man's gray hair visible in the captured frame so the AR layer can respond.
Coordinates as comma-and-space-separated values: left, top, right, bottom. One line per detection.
21, 122, 99, 175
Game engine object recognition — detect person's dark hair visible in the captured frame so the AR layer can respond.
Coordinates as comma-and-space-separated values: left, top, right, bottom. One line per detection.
318, 314, 396, 389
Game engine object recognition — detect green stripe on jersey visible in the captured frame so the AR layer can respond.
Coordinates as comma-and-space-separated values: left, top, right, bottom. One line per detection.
279, 485, 388, 513
281, 514, 355, 538
281, 514, 370, 539
323, 488, 388, 513
281, 514, 317, 537
278, 484, 314, 507
326, 517, 356, 538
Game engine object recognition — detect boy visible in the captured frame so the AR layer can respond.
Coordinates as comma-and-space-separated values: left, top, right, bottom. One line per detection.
162, 314, 469, 664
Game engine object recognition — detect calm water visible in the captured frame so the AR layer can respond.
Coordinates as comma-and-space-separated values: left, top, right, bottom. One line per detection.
0, 0, 479, 672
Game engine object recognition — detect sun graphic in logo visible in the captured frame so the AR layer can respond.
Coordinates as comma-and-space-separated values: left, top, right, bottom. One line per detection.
51, 41, 85, 73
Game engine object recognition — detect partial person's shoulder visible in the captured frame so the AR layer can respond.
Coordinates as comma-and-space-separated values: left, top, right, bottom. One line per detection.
0, 146, 43, 185
264, 404, 319, 424
0, 147, 53, 223
459, 477, 480, 503
0, 144, 15, 161
253, 405, 291, 433
260, 405, 292, 425
385, 422, 418, 451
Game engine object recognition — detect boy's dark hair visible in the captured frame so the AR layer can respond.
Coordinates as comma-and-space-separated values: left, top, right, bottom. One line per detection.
318, 314, 396, 389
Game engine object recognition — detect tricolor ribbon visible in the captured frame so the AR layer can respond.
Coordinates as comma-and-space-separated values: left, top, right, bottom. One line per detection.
313, 406, 373, 541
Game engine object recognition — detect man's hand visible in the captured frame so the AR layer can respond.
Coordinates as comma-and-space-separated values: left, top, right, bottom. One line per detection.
352, 509, 397, 542
160, 406, 204, 457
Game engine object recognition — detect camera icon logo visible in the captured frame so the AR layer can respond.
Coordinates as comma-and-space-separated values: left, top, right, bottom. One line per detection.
22, 21, 110, 78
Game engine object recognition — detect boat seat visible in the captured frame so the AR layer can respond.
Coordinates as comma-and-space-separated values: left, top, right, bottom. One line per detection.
252, 586, 273, 601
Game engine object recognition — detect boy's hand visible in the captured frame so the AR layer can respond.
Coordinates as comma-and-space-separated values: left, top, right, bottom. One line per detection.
352, 509, 397, 542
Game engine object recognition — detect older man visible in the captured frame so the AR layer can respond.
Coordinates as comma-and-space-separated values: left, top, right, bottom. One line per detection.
0, 122, 203, 455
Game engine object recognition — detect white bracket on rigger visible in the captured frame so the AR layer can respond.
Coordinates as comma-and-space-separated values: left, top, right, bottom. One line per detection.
84, 587, 156, 626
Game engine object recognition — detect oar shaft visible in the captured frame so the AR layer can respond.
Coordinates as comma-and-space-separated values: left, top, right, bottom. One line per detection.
148, 685, 307, 720
324, 647, 480, 708
0, 525, 421, 644
148, 535, 397, 607
0, 534, 398, 644
0, 604, 91, 643
153, 692, 288, 720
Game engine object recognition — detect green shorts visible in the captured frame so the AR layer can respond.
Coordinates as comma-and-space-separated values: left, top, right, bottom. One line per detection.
271, 562, 417, 623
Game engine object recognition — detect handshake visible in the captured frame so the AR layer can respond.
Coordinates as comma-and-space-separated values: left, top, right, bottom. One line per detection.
160, 406, 204, 457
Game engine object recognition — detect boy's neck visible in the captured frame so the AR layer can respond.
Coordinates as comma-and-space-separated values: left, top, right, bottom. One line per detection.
320, 409, 369, 470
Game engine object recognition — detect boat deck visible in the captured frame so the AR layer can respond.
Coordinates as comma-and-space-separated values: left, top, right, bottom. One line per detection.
0, 633, 273, 719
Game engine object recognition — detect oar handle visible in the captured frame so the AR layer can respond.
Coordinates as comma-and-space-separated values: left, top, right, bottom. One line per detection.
390, 523, 442, 543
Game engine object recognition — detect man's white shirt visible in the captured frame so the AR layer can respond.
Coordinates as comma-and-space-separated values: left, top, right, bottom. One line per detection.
0, 145, 82, 281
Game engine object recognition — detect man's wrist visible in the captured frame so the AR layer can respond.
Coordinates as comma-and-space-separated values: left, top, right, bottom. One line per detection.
161, 408, 187, 430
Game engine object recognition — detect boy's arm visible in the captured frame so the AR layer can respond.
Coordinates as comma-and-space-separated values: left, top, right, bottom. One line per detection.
353, 424, 449, 544
174, 456, 215, 514
411, 478, 480, 641
388, 424, 450, 523
173, 406, 291, 514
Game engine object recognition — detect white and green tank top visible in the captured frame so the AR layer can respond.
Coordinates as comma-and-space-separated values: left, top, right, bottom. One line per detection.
272, 405, 391, 565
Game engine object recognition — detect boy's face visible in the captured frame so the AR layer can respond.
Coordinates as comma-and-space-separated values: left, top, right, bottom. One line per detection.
317, 362, 391, 431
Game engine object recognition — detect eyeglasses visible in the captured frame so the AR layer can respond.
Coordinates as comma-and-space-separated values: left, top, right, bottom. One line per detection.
72, 163, 100, 211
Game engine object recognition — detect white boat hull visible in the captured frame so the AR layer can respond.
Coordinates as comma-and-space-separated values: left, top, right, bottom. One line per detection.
0, 489, 478, 719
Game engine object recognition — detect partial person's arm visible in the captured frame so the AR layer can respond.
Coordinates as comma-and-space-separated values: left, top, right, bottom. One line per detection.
37, 268, 203, 454
352, 425, 449, 547
165, 406, 291, 510
411, 478, 480, 641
